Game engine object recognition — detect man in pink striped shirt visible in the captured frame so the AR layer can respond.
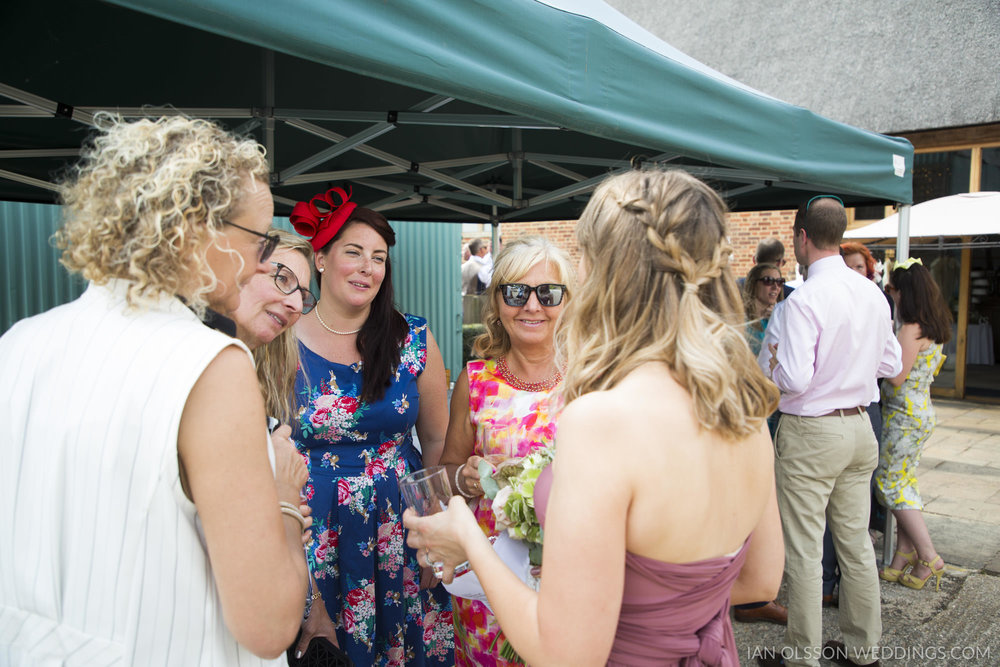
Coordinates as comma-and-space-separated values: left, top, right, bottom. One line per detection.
759, 196, 901, 667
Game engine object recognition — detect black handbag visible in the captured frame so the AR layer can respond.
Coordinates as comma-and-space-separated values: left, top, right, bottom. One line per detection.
286, 631, 353, 667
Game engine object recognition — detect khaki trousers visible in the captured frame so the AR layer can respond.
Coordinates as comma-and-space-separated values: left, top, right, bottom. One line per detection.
775, 413, 882, 667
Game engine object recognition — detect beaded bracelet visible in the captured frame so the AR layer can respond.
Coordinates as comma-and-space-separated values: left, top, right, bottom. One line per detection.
279, 501, 308, 533
454, 464, 476, 499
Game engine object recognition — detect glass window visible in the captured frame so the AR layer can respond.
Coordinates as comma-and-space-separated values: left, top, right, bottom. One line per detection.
912, 150, 971, 203
981, 147, 1000, 192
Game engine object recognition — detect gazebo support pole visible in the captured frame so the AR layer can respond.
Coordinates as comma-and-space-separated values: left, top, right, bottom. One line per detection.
895, 204, 911, 260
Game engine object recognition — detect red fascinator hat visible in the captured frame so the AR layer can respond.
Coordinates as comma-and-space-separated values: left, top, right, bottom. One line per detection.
290, 186, 358, 251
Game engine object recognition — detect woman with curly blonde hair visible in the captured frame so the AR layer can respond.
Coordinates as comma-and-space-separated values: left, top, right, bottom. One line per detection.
406, 170, 783, 666
438, 235, 574, 666
0, 114, 310, 664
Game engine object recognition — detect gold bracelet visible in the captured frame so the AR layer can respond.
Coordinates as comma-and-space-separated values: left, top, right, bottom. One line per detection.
310, 590, 322, 602
279, 505, 308, 533
454, 463, 476, 499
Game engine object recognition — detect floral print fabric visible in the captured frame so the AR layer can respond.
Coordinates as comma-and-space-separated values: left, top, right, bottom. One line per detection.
294, 314, 454, 666
453, 359, 559, 667
876, 344, 944, 510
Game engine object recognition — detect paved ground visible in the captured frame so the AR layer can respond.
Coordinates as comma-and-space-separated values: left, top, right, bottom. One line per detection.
734, 399, 1000, 666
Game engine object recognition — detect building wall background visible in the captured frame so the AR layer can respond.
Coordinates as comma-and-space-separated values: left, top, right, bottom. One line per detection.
605, 0, 1000, 134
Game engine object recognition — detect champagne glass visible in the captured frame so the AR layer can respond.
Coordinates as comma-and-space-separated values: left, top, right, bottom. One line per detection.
399, 466, 470, 577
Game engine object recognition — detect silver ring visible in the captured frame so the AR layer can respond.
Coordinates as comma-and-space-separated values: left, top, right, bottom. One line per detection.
424, 551, 434, 567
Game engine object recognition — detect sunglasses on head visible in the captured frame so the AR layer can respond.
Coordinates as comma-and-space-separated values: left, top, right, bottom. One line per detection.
499, 283, 567, 307
805, 194, 844, 209
759, 276, 785, 287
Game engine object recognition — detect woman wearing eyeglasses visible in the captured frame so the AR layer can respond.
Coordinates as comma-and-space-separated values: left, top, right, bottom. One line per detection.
436, 236, 574, 666
0, 116, 310, 664
288, 189, 453, 666
743, 263, 785, 357
233, 229, 317, 424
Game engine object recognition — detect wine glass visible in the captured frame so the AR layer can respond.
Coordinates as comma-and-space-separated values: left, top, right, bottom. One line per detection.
399, 466, 470, 577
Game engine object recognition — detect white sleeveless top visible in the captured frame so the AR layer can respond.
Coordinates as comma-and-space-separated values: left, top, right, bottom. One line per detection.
0, 280, 284, 666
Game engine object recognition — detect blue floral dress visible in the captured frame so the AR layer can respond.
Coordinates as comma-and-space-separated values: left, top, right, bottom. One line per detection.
294, 314, 454, 667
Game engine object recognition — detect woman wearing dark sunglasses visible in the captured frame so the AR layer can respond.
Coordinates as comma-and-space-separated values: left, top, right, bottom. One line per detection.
436, 235, 573, 666
233, 229, 316, 424
743, 263, 785, 357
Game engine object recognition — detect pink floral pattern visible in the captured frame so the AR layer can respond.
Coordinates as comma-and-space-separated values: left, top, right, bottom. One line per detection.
453, 359, 561, 667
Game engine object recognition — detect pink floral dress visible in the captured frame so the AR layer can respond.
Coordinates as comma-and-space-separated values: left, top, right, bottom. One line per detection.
294, 314, 454, 667
454, 359, 560, 667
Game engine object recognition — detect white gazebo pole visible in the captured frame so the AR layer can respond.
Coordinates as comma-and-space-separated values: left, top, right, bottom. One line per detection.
896, 204, 911, 260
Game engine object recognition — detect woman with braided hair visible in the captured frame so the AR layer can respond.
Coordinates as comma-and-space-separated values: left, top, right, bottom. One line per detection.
405, 169, 784, 666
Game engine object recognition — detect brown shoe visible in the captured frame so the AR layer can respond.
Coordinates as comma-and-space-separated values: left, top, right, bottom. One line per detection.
823, 640, 880, 666
733, 600, 788, 625
822, 593, 839, 608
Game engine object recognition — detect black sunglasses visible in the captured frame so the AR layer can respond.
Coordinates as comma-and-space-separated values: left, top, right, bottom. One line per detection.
272, 262, 317, 314
499, 283, 567, 307
759, 276, 785, 287
223, 220, 279, 263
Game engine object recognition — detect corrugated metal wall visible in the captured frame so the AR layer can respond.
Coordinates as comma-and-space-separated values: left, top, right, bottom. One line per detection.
0, 202, 86, 334
2, 207, 463, 383
388, 221, 462, 384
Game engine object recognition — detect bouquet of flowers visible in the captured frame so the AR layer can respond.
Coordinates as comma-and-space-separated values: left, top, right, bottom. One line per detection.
478, 445, 554, 568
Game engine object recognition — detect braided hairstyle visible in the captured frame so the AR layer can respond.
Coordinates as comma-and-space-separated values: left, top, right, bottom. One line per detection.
557, 169, 778, 439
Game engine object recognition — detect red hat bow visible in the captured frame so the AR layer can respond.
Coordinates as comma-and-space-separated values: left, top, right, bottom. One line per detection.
290, 186, 358, 251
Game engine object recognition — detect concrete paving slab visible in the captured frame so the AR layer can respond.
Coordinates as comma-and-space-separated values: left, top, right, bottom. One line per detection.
734, 399, 1000, 666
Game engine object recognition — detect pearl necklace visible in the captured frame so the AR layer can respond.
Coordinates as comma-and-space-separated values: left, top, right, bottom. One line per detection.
315, 307, 362, 335
496, 356, 562, 392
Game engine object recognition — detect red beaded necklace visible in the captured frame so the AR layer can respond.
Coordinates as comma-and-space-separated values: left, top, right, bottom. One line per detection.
496, 356, 562, 392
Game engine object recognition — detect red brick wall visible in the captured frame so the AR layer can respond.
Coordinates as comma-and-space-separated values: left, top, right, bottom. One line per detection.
461, 211, 798, 283
727, 210, 797, 279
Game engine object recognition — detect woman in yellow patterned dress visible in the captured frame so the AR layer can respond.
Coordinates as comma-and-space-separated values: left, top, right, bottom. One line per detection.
876, 259, 953, 591
438, 236, 574, 666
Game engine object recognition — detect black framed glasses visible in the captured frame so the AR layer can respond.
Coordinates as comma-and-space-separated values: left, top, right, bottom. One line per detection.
223, 220, 279, 263
272, 262, 317, 314
759, 276, 785, 287
499, 283, 567, 307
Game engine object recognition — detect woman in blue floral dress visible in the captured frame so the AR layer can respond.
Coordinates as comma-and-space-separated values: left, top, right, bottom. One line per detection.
289, 188, 453, 666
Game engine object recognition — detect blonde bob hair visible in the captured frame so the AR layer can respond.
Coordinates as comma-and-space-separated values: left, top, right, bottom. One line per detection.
55, 113, 270, 316
473, 236, 575, 360
557, 169, 778, 439
251, 230, 314, 424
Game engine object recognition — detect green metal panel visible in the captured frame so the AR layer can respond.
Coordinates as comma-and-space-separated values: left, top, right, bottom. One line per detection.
0, 203, 86, 335
389, 221, 463, 384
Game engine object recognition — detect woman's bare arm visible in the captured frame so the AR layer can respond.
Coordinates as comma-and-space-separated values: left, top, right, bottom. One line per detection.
178, 345, 308, 658
415, 328, 449, 467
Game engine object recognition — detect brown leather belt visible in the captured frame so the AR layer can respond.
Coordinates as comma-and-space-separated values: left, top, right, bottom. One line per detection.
816, 406, 866, 418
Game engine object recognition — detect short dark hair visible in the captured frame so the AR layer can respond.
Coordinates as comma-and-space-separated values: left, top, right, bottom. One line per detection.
794, 197, 846, 250
754, 237, 785, 264
469, 238, 486, 255
891, 262, 953, 344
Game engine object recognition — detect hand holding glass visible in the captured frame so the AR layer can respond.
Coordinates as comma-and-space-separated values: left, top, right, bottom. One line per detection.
399, 466, 470, 577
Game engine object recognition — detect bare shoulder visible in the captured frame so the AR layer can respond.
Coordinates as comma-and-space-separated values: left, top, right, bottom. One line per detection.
558, 364, 691, 456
